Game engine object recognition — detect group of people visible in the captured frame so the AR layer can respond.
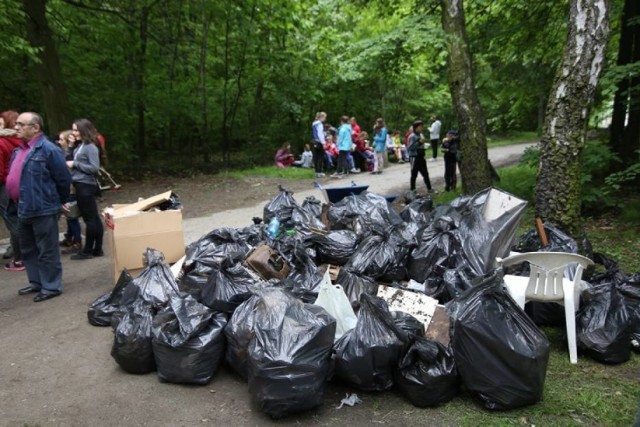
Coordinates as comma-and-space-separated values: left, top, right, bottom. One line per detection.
275, 113, 459, 194
0, 110, 105, 302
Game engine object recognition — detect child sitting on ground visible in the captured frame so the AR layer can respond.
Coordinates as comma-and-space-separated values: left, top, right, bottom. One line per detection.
293, 144, 313, 168
274, 142, 295, 168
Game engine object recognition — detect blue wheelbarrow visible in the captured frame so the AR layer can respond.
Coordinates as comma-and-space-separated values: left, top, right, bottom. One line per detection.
314, 181, 369, 204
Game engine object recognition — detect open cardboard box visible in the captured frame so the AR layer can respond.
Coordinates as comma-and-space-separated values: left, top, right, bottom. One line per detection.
104, 191, 185, 283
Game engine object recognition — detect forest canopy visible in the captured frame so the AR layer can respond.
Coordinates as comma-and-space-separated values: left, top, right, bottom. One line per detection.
0, 0, 631, 174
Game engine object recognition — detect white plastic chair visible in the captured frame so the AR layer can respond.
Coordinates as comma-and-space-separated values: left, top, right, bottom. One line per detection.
497, 252, 594, 364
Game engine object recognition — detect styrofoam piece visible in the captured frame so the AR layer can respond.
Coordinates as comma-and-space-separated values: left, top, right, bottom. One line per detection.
482, 188, 527, 221
377, 285, 439, 328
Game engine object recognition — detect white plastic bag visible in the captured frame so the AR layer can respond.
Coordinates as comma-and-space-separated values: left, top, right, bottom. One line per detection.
314, 269, 357, 341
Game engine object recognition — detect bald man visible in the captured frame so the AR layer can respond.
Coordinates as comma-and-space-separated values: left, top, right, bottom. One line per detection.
6, 112, 71, 302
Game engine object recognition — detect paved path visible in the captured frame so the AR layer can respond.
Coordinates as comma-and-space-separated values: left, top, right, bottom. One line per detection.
182, 142, 535, 243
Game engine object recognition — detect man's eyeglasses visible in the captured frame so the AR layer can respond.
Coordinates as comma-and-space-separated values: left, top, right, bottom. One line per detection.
15, 122, 34, 128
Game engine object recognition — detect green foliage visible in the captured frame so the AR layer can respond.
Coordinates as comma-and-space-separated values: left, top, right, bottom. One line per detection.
496, 165, 537, 202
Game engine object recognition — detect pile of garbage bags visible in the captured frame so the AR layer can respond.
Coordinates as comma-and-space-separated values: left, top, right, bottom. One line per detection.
87, 185, 638, 419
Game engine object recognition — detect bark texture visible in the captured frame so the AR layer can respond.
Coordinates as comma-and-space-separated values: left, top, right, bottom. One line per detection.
23, 0, 71, 135
535, 0, 610, 236
441, 0, 492, 194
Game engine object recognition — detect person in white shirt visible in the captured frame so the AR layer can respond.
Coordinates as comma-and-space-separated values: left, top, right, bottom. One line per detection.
428, 115, 442, 161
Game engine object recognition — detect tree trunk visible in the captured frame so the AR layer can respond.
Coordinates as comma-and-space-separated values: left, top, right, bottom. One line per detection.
22, 0, 71, 135
609, 0, 638, 164
441, 0, 492, 194
535, 0, 610, 237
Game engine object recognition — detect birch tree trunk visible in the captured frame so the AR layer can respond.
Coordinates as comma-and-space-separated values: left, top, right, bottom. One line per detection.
535, 0, 610, 237
441, 0, 492, 194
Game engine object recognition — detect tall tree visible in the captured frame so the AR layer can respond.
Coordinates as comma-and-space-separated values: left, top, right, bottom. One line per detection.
441, 0, 492, 194
22, 0, 71, 134
609, 0, 639, 165
535, 0, 610, 237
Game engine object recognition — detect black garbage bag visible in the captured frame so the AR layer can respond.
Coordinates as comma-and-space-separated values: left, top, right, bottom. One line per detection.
407, 217, 462, 285
453, 188, 527, 275
121, 248, 180, 307
333, 293, 407, 391
111, 300, 156, 374
180, 227, 256, 300
400, 196, 433, 226
336, 268, 378, 311
589, 253, 640, 352
328, 192, 403, 236
224, 295, 260, 380
442, 266, 476, 301
200, 254, 265, 313
157, 192, 183, 211
278, 239, 323, 303
290, 204, 325, 230
617, 277, 640, 352
88, 270, 133, 326
247, 289, 336, 418
301, 195, 323, 219
263, 185, 299, 224
345, 226, 411, 281
314, 229, 360, 266
515, 222, 581, 254
448, 271, 550, 410
395, 337, 460, 407
391, 311, 425, 339
577, 283, 630, 364
152, 294, 228, 384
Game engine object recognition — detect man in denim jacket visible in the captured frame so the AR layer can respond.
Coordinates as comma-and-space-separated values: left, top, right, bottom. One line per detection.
6, 112, 71, 302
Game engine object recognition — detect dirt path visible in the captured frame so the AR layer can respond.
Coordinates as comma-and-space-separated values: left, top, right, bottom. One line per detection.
0, 143, 536, 426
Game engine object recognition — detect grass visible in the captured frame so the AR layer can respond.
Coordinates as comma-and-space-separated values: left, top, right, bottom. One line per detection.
219, 132, 538, 178
487, 131, 539, 147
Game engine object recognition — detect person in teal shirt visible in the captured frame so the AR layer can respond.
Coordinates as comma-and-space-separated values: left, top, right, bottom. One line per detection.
333, 115, 352, 178
372, 118, 387, 174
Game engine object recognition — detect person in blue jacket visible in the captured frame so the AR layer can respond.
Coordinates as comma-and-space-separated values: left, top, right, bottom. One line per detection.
332, 115, 352, 178
6, 112, 71, 302
372, 118, 387, 174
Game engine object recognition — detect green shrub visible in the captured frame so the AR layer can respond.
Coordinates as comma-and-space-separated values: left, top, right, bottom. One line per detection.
496, 165, 537, 202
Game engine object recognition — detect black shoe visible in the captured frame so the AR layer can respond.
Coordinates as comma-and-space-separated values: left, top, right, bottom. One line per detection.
92, 250, 104, 257
18, 286, 40, 295
33, 292, 61, 302
70, 252, 94, 260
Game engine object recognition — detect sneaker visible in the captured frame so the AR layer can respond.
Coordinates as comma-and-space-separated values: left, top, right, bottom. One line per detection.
59, 238, 73, 248
62, 242, 82, 254
70, 252, 94, 260
4, 260, 25, 271
92, 250, 105, 257
350, 168, 361, 174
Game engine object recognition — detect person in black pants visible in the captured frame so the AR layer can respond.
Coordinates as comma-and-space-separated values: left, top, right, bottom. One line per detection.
407, 120, 433, 194
66, 118, 103, 260
311, 112, 327, 178
441, 130, 459, 191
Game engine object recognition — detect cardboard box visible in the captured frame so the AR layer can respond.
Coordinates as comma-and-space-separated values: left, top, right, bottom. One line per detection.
104, 191, 184, 283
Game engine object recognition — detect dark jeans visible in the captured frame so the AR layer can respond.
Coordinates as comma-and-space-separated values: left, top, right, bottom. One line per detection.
337, 150, 349, 174
410, 155, 432, 191
313, 141, 324, 173
20, 213, 62, 294
0, 185, 23, 261
74, 182, 103, 254
444, 154, 458, 191
430, 139, 439, 159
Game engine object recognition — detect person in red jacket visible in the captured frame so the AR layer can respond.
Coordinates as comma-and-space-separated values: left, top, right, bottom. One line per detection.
0, 110, 25, 271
